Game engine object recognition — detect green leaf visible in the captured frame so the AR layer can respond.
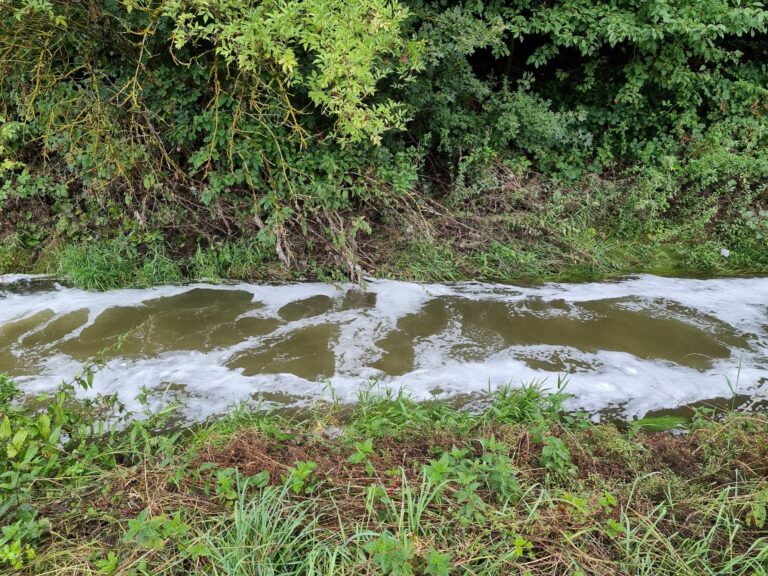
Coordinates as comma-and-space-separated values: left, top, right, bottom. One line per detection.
7, 430, 28, 459
36, 414, 51, 441
0, 416, 10, 440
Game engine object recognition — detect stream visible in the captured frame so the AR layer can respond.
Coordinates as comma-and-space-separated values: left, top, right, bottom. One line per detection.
1, 274, 766, 421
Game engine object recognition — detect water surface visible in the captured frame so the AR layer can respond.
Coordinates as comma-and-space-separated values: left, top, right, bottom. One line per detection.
1, 274, 766, 420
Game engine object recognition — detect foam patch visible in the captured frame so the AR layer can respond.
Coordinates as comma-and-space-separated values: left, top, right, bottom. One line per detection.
1, 274, 765, 420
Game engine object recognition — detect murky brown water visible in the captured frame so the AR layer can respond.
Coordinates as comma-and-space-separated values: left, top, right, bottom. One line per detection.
1, 274, 766, 420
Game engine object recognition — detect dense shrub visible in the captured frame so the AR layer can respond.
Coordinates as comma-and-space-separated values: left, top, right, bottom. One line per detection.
0, 0, 766, 279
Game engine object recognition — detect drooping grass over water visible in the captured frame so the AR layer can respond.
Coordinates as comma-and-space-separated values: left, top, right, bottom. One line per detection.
1, 371, 767, 575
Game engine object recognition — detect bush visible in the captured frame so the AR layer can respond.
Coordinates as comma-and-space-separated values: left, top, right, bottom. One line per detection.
1, 0, 767, 280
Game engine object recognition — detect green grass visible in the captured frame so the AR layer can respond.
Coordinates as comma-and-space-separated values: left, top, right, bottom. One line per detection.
202, 484, 343, 576
47, 231, 762, 290
189, 239, 272, 283
629, 415, 689, 433
57, 239, 182, 290
386, 239, 466, 282
2, 369, 767, 575
52, 237, 273, 290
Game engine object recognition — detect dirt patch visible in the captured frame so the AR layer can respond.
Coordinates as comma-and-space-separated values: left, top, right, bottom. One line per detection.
198, 431, 338, 480
640, 433, 702, 477
566, 428, 639, 481
197, 429, 465, 487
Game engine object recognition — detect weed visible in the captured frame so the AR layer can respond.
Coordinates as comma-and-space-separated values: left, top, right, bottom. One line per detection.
2, 371, 768, 575
285, 460, 320, 495
122, 509, 191, 551
366, 532, 416, 576
190, 240, 271, 282
347, 438, 376, 475
540, 436, 576, 479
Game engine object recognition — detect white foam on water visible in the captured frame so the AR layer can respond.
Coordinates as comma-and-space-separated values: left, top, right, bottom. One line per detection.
17, 344, 765, 420
438, 275, 768, 334
1, 274, 767, 420
0, 283, 191, 325
368, 280, 456, 324
364, 347, 765, 415
233, 282, 345, 317
0, 273, 54, 284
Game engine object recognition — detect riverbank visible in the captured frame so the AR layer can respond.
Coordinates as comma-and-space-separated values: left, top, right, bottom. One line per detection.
4, 111, 768, 290
2, 372, 767, 575
2, 219, 766, 292
3, 169, 768, 291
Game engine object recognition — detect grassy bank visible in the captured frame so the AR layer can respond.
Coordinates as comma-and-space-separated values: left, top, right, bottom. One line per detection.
4, 164, 766, 289
1, 370, 767, 575
3, 174, 766, 290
